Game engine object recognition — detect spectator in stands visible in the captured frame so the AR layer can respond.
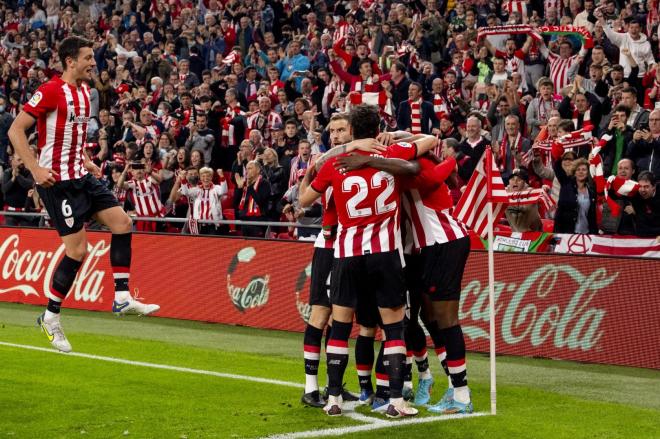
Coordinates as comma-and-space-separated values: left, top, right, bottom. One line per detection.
629, 109, 660, 177
553, 156, 597, 234
458, 115, 490, 182
0, 95, 14, 167
258, 147, 287, 221
621, 171, 660, 237
185, 113, 215, 167
601, 105, 634, 177
601, 158, 637, 234
505, 168, 543, 232
397, 82, 439, 135
177, 167, 229, 235
1, 154, 34, 226
494, 114, 531, 183
282, 169, 322, 239
117, 161, 165, 232
237, 160, 270, 237
621, 87, 650, 131
288, 140, 313, 188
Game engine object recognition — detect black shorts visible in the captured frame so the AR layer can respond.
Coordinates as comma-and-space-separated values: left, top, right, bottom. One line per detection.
421, 236, 471, 301
309, 247, 333, 308
36, 174, 120, 237
331, 250, 406, 324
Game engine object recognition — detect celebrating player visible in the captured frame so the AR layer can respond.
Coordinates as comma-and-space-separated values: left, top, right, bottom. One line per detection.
8, 36, 160, 353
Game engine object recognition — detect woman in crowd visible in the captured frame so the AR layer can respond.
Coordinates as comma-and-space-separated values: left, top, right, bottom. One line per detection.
553, 155, 598, 234
258, 147, 287, 221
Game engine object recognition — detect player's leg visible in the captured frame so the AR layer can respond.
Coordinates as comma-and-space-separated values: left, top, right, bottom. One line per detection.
355, 324, 375, 404
425, 237, 472, 414
323, 256, 362, 416
302, 305, 331, 407
371, 335, 390, 412
302, 247, 333, 407
324, 304, 354, 416
407, 292, 434, 405
420, 297, 453, 405
37, 228, 87, 352
372, 251, 418, 418
93, 206, 160, 316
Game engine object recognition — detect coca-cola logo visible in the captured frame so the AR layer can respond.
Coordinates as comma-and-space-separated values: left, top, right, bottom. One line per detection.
0, 234, 109, 303
226, 247, 270, 312
459, 264, 617, 351
294, 263, 313, 323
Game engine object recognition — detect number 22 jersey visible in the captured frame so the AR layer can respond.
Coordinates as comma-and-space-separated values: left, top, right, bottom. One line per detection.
311, 142, 417, 258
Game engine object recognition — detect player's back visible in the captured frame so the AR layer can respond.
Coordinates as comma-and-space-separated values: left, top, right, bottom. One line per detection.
326, 152, 400, 258
23, 75, 91, 182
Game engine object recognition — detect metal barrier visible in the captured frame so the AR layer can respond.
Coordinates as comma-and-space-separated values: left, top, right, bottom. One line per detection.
0, 210, 322, 235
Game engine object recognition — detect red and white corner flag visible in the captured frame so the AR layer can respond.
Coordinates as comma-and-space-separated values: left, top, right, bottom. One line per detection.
453, 147, 509, 237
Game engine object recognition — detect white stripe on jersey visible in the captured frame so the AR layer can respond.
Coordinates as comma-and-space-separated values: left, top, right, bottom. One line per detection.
60, 85, 75, 179
402, 189, 468, 253
42, 108, 57, 170
74, 87, 87, 177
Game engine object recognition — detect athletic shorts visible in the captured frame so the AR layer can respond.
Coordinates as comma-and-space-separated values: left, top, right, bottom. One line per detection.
36, 174, 120, 237
331, 250, 406, 320
421, 236, 471, 301
309, 247, 333, 308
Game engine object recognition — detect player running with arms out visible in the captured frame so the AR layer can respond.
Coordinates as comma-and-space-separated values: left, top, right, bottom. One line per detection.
298, 113, 360, 408
8, 36, 160, 353
337, 134, 474, 414
300, 104, 437, 418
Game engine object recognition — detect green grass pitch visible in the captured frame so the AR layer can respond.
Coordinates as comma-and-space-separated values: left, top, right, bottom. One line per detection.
0, 302, 658, 438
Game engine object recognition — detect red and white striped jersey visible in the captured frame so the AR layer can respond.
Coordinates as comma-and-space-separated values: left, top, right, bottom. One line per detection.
128, 177, 164, 217
400, 157, 468, 254
541, 45, 584, 92
311, 142, 416, 258
314, 187, 338, 249
179, 182, 228, 221
247, 111, 282, 147
23, 76, 91, 181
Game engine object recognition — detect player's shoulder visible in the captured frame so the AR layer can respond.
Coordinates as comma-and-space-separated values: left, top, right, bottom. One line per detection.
28, 77, 63, 103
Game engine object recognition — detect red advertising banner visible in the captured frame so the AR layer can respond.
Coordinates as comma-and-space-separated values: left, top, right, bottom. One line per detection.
0, 228, 658, 370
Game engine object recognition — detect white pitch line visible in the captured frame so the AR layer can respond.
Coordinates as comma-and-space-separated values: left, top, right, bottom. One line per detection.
0, 341, 304, 389
264, 412, 489, 439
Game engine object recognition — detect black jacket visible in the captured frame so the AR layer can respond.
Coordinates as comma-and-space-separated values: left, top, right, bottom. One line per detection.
458, 137, 490, 183
552, 159, 598, 234
628, 138, 660, 177
396, 100, 439, 134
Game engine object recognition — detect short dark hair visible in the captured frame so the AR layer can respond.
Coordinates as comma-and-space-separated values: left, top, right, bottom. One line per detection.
638, 170, 655, 185
614, 104, 631, 117
391, 61, 407, 75
285, 118, 298, 127
559, 119, 576, 132
358, 58, 372, 69
58, 36, 93, 70
349, 104, 380, 139
622, 87, 637, 96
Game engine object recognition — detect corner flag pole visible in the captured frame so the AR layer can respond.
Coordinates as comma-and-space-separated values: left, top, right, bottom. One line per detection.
485, 147, 497, 415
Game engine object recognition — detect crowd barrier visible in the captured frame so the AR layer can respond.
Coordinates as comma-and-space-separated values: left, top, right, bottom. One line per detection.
0, 228, 657, 370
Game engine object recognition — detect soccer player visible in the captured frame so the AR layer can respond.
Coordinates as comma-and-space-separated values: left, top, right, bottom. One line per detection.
8, 36, 160, 353
300, 104, 436, 418
299, 113, 358, 407
336, 132, 474, 414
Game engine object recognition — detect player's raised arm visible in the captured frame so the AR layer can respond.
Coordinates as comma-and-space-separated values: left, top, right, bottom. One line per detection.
8, 112, 57, 187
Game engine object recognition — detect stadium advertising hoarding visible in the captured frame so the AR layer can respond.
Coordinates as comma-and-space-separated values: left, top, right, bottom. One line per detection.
0, 228, 657, 370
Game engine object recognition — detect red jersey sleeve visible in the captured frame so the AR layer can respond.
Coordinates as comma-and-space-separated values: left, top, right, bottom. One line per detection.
494, 49, 506, 58
23, 82, 59, 119
514, 49, 525, 60
385, 141, 417, 161
310, 159, 335, 194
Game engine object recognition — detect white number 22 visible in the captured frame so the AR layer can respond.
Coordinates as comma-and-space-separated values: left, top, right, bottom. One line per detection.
342, 172, 396, 218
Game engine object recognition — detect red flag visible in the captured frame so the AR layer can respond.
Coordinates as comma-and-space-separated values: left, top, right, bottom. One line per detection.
453, 147, 509, 237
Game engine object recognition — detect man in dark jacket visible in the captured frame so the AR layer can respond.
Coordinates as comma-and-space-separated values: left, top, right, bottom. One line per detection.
396, 82, 439, 135
601, 105, 634, 176
628, 109, 660, 177
620, 171, 660, 237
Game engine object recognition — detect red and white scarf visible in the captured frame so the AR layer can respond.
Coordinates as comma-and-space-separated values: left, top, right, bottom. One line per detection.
239, 176, 263, 217
572, 107, 591, 131
508, 187, 556, 212
221, 106, 244, 147
554, 128, 594, 151
409, 99, 422, 134
538, 97, 557, 122
433, 94, 448, 120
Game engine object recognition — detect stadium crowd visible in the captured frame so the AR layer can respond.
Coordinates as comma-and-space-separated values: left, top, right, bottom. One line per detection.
0, 0, 658, 238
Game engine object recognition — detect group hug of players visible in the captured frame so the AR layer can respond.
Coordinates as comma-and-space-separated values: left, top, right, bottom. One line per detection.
297, 104, 472, 418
